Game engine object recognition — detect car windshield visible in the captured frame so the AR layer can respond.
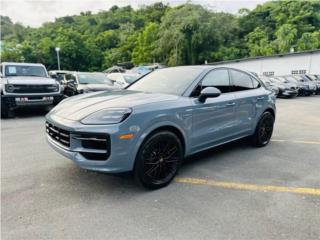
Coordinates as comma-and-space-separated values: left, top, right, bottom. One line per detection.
5, 65, 47, 77
127, 67, 203, 95
123, 75, 140, 84
77, 73, 113, 85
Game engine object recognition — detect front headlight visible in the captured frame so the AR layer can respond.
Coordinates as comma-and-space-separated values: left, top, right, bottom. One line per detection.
81, 108, 132, 125
5, 84, 16, 92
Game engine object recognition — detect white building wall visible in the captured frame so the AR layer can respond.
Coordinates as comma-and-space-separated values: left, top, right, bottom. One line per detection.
214, 51, 320, 76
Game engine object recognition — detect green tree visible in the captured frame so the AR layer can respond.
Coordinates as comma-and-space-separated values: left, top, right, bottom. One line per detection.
297, 31, 320, 51
246, 27, 275, 56
132, 23, 159, 64
275, 24, 297, 52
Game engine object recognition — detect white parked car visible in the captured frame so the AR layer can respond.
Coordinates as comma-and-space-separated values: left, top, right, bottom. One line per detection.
1, 62, 62, 118
107, 73, 141, 88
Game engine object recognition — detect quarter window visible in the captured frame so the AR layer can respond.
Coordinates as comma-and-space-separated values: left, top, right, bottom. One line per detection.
252, 77, 261, 88
230, 70, 259, 91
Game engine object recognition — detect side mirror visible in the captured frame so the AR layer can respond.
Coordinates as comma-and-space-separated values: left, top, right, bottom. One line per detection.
0, 72, 3, 78
198, 87, 221, 103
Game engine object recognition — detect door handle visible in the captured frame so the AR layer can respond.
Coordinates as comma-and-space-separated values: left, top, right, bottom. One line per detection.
226, 102, 235, 107
257, 96, 265, 100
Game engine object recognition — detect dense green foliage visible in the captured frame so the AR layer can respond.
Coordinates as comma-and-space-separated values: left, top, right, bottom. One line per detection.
1, 1, 320, 71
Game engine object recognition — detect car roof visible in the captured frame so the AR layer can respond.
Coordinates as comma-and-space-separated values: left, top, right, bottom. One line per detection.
1, 62, 45, 67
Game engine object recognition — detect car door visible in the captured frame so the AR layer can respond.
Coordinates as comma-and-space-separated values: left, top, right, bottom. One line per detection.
190, 68, 237, 152
229, 69, 267, 135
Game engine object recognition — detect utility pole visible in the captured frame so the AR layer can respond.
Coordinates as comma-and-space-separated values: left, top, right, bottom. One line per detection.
55, 47, 61, 70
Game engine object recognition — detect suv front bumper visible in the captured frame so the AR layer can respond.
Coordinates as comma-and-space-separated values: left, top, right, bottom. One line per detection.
1, 94, 62, 107
45, 115, 137, 173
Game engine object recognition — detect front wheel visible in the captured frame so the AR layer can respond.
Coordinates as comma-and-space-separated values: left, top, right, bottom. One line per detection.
1, 101, 10, 118
250, 111, 275, 147
134, 131, 183, 189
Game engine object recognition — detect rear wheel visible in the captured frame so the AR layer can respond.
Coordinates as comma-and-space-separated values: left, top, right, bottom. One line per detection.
134, 131, 183, 189
250, 111, 274, 147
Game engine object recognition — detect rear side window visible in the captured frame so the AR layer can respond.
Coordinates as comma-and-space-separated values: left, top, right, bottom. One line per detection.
252, 77, 260, 88
230, 70, 260, 91
201, 69, 231, 93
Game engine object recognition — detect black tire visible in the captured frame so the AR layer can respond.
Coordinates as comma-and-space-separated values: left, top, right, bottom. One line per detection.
134, 131, 183, 189
1, 101, 10, 118
250, 111, 275, 147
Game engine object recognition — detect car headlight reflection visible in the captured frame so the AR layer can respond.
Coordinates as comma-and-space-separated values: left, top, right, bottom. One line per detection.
81, 108, 132, 125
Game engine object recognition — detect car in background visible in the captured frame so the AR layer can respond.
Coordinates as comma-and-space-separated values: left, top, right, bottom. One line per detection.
258, 76, 280, 96
305, 74, 320, 95
107, 73, 141, 88
129, 63, 166, 75
269, 76, 298, 98
288, 75, 316, 96
103, 66, 126, 74
1, 62, 62, 118
63, 72, 119, 97
49, 70, 72, 84
46, 66, 276, 189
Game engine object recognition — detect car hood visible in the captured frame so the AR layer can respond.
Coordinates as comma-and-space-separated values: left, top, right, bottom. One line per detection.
51, 90, 179, 121
4, 76, 56, 85
283, 82, 298, 88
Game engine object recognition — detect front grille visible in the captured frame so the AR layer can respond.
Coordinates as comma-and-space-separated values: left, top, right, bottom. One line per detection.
8, 84, 58, 93
46, 122, 70, 147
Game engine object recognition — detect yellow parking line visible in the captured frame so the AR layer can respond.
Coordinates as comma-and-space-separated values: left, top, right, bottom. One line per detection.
175, 177, 320, 196
271, 139, 320, 145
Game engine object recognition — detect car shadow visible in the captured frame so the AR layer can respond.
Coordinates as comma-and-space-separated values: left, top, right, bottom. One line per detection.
8, 107, 51, 119
179, 138, 252, 173
59, 138, 252, 195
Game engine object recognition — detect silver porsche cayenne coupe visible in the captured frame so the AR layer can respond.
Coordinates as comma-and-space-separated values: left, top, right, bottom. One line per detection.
46, 66, 276, 189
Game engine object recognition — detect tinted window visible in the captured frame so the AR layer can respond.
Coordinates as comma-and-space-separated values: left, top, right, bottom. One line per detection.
231, 70, 257, 91
201, 69, 231, 93
128, 67, 203, 95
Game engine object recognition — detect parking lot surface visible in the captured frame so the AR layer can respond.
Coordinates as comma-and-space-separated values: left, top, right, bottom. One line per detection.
2, 96, 320, 240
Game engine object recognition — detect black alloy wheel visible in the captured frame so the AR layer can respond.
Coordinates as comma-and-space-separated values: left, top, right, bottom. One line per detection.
251, 111, 274, 147
134, 131, 183, 189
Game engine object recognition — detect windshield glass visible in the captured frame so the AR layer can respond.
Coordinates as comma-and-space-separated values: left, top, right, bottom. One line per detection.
123, 75, 140, 84
5, 65, 47, 77
127, 67, 203, 95
78, 73, 113, 85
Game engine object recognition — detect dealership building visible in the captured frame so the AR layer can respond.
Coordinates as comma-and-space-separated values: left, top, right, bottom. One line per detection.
210, 49, 320, 76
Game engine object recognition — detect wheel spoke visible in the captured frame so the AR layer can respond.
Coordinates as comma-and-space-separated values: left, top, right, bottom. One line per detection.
145, 164, 159, 177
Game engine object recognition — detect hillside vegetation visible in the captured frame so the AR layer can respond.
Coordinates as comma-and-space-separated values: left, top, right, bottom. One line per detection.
1, 1, 320, 71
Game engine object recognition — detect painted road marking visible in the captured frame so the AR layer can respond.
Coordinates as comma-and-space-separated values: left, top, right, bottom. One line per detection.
175, 177, 320, 196
271, 139, 320, 145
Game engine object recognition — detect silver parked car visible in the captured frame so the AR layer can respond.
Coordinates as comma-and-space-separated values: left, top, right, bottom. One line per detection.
63, 72, 119, 96
107, 73, 141, 88
46, 66, 276, 189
